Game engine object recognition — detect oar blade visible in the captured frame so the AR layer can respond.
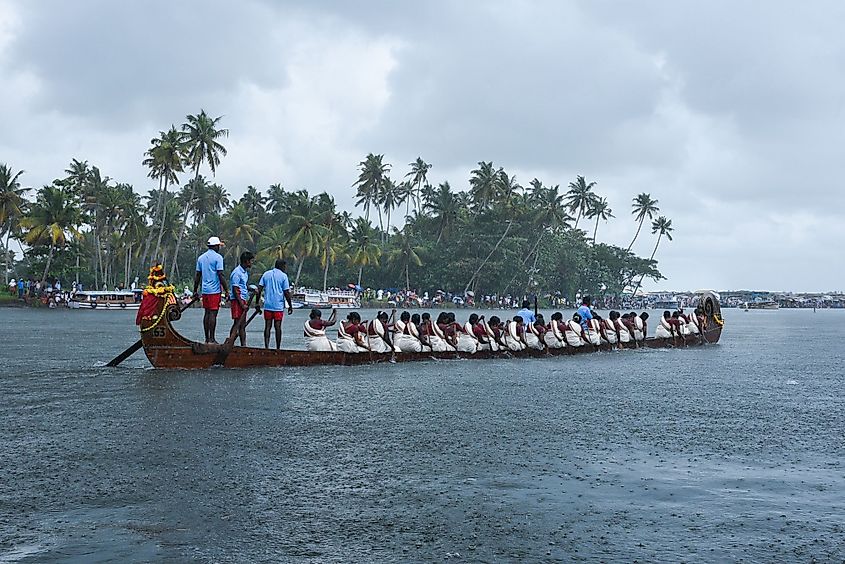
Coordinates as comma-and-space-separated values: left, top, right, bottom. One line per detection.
106, 339, 143, 367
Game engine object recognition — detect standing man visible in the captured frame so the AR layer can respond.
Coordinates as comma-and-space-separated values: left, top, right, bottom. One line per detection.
255, 258, 294, 349
193, 236, 228, 344
576, 295, 593, 333
228, 251, 254, 347
516, 299, 536, 326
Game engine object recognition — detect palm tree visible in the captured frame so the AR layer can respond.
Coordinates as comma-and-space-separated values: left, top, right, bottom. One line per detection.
0, 165, 29, 284
63, 159, 91, 198
348, 217, 381, 287
627, 193, 660, 251
266, 183, 287, 215
353, 153, 391, 230
565, 175, 597, 229
425, 181, 460, 243
381, 177, 399, 240
405, 157, 431, 213
222, 203, 259, 267
387, 228, 423, 291
469, 161, 499, 212
632, 216, 673, 296
22, 185, 82, 283
240, 186, 267, 219
142, 126, 185, 265
586, 196, 614, 243
173, 110, 228, 275
284, 200, 328, 285
497, 170, 522, 211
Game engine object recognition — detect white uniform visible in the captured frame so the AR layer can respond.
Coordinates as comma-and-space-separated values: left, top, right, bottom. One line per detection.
503, 321, 526, 351
684, 314, 700, 335
632, 316, 645, 341
428, 322, 455, 352
565, 320, 585, 347
304, 320, 338, 351
602, 319, 618, 345
367, 319, 392, 353
336, 322, 367, 353
524, 324, 544, 350
655, 316, 674, 339
455, 323, 478, 353
616, 320, 632, 344
544, 320, 566, 349
479, 320, 499, 352
393, 320, 423, 353
585, 319, 602, 346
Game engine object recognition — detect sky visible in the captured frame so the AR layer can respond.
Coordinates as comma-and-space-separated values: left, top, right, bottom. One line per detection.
1, 0, 844, 292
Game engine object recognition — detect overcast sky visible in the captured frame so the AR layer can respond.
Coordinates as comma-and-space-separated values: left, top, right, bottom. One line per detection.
1, 0, 843, 292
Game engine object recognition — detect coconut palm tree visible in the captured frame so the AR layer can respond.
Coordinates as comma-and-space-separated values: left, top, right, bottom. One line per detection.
173, 110, 228, 274
348, 217, 381, 287
0, 165, 29, 284
381, 177, 400, 240
222, 203, 259, 267
565, 175, 597, 229
266, 183, 287, 215
143, 126, 185, 265
387, 228, 424, 291
239, 186, 267, 219
469, 161, 500, 212
627, 193, 660, 251
284, 200, 328, 285
353, 153, 391, 229
632, 216, 673, 296
63, 159, 90, 199
425, 181, 460, 243
404, 157, 431, 213
22, 185, 82, 283
586, 196, 614, 244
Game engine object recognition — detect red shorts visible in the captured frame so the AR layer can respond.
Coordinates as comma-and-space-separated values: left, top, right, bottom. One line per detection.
263, 310, 284, 321
231, 299, 245, 319
201, 293, 221, 311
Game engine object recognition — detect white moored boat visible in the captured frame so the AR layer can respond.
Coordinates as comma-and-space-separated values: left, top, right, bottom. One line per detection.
69, 290, 141, 310
291, 288, 360, 310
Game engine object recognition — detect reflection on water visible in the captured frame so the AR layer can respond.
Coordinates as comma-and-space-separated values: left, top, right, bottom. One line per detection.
1, 307, 844, 561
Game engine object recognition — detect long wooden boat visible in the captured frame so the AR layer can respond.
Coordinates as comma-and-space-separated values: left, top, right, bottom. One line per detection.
138, 290, 723, 369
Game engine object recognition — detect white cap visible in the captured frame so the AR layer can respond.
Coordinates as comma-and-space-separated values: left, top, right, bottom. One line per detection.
207, 236, 224, 246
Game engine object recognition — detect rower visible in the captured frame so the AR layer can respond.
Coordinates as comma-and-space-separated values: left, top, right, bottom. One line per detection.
427, 313, 454, 352
544, 312, 566, 349
411, 313, 430, 351
565, 313, 587, 347
483, 315, 504, 352
304, 308, 338, 351
524, 314, 545, 350
584, 310, 602, 346
616, 313, 635, 347
471, 314, 492, 351
193, 236, 228, 344
504, 316, 527, 351
454, 313, 479, 353
602, 311, 619, 347
337, 312, 368, 353
655, 310, 675, 340
367, 310, 394, 353
394, 311, 423, 353
634, 312, 649, 342
255, 259, 294, 350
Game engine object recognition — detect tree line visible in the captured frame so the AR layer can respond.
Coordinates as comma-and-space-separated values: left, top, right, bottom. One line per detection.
0, 110, 674, 299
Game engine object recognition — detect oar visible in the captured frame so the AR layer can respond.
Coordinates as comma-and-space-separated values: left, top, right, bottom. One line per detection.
106, 296, 198, 367
213, 293, 258, 367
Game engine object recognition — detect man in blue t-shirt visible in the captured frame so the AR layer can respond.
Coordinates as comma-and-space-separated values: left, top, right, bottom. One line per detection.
255, 258, 294, 350
516, 299, 536, 326
193, 236, 228, 343
228, 251, 254, 346
576, 295, 593, 332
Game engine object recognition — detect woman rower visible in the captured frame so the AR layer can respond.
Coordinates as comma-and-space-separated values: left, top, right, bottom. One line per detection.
524, 314, 545, 350
336, 312, 368, 353
482, 315, 503, 352
427, 312, 455, 352
454, 313, 479, 353
544, 312, 566, 349
394, 311, 423, 353
367, 310, 394, 353
585, 311, 602, 346
503, 316, 527, 351
602, 311, 619, 347
655, 310, 675, 340
565, 313, 587, 347
303, 308, 338, 351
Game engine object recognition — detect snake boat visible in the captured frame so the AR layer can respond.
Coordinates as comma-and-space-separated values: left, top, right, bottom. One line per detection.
137, 287, 723, 370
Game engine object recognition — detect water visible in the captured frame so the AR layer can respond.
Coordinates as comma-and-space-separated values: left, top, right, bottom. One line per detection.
1, 307, 844, 562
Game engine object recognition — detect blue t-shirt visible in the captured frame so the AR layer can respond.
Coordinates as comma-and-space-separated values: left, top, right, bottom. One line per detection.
516, 307, 536, 326
196, 249, 224, 295
229, 265, 249, 301
576, 305, 593, 331
259, 268, 290, 311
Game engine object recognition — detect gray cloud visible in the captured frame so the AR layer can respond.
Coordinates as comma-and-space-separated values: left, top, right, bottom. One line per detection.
1, 0, 843, 291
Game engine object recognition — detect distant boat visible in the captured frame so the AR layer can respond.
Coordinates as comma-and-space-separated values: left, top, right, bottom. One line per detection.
744, 300, 779, 310
290, 287, 360, 310
69, 290, 141, 310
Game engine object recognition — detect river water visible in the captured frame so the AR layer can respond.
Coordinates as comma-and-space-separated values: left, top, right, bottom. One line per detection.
1, 306, 844, 562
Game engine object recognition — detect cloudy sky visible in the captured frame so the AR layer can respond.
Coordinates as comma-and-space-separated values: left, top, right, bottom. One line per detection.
1, 0, 843, 292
